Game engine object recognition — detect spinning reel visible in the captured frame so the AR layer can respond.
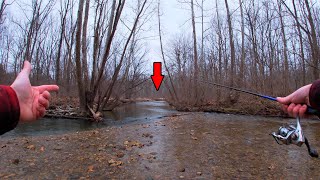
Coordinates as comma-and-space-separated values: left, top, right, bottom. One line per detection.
271, 117, 319, 158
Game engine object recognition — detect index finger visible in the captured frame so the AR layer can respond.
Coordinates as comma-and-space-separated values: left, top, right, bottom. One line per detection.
37, 85, 59, 93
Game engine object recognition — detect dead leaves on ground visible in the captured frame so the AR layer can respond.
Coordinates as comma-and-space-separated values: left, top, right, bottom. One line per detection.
87, 165, 94, 172
123, 140, 144, 149
26, 145, 35, 150
25, 144, 46, 153
108, 159, 123, 167
105, 139, 146, 168
40, 146, 45, 152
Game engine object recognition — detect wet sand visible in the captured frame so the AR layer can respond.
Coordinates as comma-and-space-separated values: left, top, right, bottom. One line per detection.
1, 113, 320, 179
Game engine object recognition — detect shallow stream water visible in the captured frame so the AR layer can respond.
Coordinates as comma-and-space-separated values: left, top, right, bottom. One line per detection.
2, 101, 177, 137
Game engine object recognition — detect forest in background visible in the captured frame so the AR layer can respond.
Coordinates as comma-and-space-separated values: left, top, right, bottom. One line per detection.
0, 0, 319, 117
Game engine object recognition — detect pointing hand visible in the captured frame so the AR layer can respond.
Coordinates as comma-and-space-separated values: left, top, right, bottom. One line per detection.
10, 61, 59, 121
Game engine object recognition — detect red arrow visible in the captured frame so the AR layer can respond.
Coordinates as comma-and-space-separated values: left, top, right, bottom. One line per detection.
151, 62, 164, 91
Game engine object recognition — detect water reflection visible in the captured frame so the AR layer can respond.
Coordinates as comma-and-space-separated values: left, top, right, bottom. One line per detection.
104, 101, 177, 121
2, 101, 177, 137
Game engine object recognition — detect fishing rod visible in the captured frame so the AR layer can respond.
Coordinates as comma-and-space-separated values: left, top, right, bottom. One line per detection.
199, 79, 319, 158
199, 79, 320, 116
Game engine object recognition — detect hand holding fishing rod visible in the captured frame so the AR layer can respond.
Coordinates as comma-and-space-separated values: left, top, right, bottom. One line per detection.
277, 84, 314, 118
275, 82, 320, 158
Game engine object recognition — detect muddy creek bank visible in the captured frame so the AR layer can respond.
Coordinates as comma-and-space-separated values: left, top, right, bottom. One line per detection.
1, 112, 320, 179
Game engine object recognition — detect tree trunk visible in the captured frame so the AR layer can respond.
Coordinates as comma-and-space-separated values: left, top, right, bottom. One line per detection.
100, 0, 146, 111
224, 0, 235, 88
215, 0, 222, 102
56, 0, 69, 85
82, 0, 90, 88
92, 0, 124, 102
158, 0, 178, 102
292, 0, 306, 85
75, 0, 86, 110
191, 0, 198, 104
278, 0, 289, 93
239, 0, 245, 87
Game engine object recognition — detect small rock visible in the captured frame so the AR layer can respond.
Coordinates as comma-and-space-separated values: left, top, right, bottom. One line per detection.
12, 159, 19, 165
150, 152, 157, 156
178, 167, 186, 172
196, 172, 202, 176
179, 176, 184, 179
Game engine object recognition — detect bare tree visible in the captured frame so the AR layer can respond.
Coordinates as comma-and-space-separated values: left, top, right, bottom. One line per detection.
292, 0, 306, 85
157, 0, 178, 103
277, 0, 289, 93
0, 0, 8, 25
191, 0, 199, 104
238, 0, 246, 87
56, 0, 70, 85
224, 0, 236, 103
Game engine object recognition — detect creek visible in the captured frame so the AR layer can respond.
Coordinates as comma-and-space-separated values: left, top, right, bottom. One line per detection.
2, 101, 177, 137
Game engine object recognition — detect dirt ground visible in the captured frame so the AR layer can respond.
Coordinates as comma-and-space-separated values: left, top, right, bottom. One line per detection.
1, 113, 320, 179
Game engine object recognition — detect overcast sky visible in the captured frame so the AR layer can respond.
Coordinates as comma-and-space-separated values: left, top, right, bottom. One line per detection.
147, 0, 219, 73
7, 0, 229, 74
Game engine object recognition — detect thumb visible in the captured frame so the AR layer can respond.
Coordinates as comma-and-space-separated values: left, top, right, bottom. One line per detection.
21, 61, 32, 76
277, 96, 292, 105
